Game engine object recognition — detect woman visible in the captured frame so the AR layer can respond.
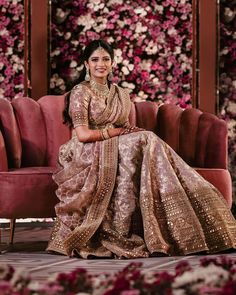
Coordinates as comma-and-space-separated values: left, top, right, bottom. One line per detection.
47, 39, 236, 258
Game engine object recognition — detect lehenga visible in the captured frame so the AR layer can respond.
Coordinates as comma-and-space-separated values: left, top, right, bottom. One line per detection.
47, 81, 236, 258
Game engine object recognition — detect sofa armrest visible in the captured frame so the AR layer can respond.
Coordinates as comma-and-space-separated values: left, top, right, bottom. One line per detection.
0, 130, 8, 171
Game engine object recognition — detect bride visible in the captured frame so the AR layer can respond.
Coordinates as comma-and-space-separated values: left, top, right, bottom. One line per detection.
47, 39, 236, 258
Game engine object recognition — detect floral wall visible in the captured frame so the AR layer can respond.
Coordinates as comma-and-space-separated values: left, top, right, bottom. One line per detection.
219, 0, 236, 202
0, 0, 24, 100
50, 0, 192, 107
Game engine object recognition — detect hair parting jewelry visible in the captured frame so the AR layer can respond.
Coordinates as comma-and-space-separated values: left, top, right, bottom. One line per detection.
97, 42, 107, 54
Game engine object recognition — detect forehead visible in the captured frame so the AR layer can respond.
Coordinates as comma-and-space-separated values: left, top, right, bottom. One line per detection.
89, 48, 111, 58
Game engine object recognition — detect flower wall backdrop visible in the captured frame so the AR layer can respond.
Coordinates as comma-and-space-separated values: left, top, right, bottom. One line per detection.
219, 0, 236, 202
50, 0, 192, 107
0, 0, 24, 100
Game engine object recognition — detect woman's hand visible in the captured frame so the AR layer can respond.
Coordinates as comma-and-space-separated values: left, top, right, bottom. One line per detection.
75, 125, 124, 142
120, 126, 145, 135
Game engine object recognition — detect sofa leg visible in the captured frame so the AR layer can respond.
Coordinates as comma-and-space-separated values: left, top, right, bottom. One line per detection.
10, 219, 16, 244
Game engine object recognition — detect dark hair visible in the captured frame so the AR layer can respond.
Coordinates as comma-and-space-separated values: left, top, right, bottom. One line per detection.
63, 39, 114, 127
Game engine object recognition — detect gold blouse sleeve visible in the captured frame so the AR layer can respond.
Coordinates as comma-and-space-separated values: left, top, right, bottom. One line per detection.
69, 84, 90, 128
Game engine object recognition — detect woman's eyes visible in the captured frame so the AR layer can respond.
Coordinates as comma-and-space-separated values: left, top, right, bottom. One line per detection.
91, 58, 111, 62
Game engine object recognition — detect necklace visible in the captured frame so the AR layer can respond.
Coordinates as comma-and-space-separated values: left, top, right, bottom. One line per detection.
90, 79, 110, 100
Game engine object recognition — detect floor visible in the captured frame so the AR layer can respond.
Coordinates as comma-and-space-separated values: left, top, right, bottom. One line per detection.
0, 222, 236, 283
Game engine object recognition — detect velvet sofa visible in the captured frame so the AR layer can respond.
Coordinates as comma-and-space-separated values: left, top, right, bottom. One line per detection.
0, 96, 232, 244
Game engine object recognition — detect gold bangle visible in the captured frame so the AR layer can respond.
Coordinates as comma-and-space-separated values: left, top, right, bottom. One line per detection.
102, 128, 110, 140
100, 130, 105, 140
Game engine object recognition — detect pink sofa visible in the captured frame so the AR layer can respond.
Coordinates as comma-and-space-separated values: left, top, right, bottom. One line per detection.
0, 96, 232, 243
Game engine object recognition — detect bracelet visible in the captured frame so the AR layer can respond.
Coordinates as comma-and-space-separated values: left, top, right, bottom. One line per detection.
102, 128, 110, 140
100, 130, 105, 140
100, 128, 111, 140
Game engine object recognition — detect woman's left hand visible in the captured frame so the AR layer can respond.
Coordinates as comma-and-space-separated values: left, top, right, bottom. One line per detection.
120, 126, 145, 135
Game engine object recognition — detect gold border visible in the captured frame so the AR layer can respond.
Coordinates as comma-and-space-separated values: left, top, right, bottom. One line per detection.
63, 137, 119, 255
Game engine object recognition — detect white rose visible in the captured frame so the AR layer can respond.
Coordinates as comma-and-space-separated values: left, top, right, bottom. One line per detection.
6, 48, 13, 55
77, 15, 95, 30
232, 80, 236, 89
123, 60, 129, 66
168, 28, 177, 36
64, 32, 71, 40
121, 66, 129, 75
227, 101, 236, 113
70, 61, 77, 68
134, 7, 147, 16
0, 28, 8, 36
71, 40, 79, 46
56, 78, 64, 86
115, 48, 122, 57
156, 5, 163, 14
122, 81, 135, 89
107, 36, 114, 43
221, 48, 229, 55
174, 47, 181, 54
56, 8, 65, 18
51, 49, 61, 57
128, 64, 134, 71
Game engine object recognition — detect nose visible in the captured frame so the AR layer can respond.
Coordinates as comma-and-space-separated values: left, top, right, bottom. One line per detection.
98, 59, 106, 66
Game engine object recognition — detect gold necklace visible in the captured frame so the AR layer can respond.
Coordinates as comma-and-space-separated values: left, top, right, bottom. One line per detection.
90, 79, 110, 100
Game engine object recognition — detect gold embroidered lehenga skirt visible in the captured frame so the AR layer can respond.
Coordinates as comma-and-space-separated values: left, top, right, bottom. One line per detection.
47, 131, 236, 258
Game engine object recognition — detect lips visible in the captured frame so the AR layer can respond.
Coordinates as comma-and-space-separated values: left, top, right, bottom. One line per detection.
96, 68, 106, 71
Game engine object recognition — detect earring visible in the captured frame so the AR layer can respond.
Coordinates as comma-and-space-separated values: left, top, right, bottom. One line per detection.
108, 69, 113, 81
85, 68, 90, 81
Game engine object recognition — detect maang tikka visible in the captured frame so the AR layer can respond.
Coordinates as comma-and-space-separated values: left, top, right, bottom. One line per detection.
97, 43, 106, 53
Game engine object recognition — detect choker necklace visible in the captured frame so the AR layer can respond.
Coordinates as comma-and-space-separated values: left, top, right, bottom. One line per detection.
90, 79, 110, 100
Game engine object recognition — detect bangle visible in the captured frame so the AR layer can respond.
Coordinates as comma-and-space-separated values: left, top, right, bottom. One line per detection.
100, 130, 105, 140
102, 128, 110, 140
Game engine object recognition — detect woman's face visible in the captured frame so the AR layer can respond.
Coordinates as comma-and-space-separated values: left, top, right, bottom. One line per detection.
85, 47, 113, 83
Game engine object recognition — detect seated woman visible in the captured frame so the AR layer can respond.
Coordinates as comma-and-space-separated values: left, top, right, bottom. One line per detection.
47, 39, 236, 258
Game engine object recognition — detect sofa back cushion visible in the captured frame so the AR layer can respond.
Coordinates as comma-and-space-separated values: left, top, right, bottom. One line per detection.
156, 104, 227, 168
12, 97, 47, 167
7, 95, 227, 170
195, 113, 227, 168
38, 95, 71, 166
0, 99, 22, 168
156, 103, 183, 153
134, 101, 159, 132
0, 130, 8, 171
